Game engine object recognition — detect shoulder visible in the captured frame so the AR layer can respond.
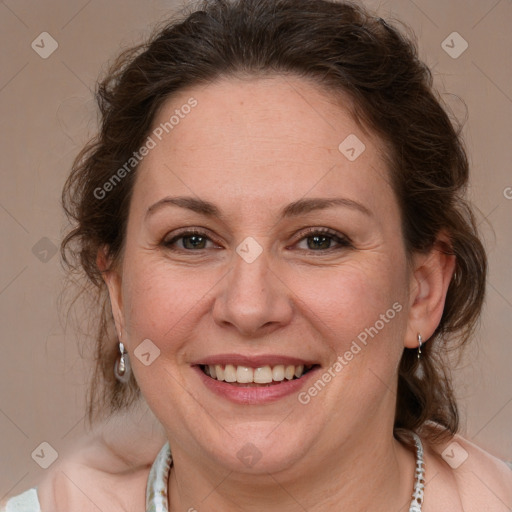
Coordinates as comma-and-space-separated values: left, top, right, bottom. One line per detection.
447, 433, 512, 509
36, 437, 155, 512
423, 430, 512, 512
37, 408, 166, 511
36, 441, 153, 512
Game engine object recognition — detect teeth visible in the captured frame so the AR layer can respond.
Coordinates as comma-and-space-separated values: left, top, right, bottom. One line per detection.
224, 364, 237, 382
203, 363, 311, 384
272, 365, 285, 381
284, 365, 295, 380
236, 366, 254, 383
214, 365, 224, 380
254, 366, 272, 383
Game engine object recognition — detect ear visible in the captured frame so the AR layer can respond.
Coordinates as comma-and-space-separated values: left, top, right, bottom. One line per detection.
97, 246, 124, 339
404, 233, 456, 349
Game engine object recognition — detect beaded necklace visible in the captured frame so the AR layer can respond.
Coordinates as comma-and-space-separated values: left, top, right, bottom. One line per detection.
146, 432, 425, 512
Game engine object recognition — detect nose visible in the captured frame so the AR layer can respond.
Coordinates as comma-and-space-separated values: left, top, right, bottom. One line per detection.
212, 246, 294, 337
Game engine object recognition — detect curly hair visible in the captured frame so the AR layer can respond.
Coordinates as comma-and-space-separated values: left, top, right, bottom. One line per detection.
61, 0, 486, 444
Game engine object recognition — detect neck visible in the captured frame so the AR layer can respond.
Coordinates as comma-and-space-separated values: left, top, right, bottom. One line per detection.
168, 429, 417, 512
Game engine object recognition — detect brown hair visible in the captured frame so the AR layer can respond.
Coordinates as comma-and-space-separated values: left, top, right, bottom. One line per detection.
61, 0, 486, 443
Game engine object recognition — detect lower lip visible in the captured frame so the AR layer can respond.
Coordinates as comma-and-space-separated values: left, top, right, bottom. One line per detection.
193, 365, 320, 405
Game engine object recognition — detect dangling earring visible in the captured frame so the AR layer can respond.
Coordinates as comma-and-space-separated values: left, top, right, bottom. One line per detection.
114, 340, 131, 383
417, 333, 422, 360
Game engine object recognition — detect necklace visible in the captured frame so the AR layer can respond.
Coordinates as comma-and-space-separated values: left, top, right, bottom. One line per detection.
409, 432, 426, 511
146, 431, 425, 511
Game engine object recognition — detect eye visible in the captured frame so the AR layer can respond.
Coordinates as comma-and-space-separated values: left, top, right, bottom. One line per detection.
294, 228, 352, 252
161, 227, 352, 253
162, 229, 219, 251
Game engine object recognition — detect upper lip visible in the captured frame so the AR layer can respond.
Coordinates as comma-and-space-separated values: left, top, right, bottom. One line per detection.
191, 354, 319, 367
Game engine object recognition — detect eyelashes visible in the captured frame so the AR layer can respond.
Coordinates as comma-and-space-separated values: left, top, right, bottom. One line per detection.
162, 227, 353, 254
293, 227, 352, 252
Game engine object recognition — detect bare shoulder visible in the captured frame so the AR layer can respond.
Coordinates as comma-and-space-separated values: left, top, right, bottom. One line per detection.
423, 431, 512, 512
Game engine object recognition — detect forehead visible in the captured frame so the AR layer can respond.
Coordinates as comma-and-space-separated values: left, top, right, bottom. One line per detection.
132, 75, 394, 216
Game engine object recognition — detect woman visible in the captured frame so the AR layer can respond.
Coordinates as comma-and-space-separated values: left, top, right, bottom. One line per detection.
3, 0, 511, 510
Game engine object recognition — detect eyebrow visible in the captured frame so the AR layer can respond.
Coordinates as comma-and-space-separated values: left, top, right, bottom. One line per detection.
145, 195, 372, 220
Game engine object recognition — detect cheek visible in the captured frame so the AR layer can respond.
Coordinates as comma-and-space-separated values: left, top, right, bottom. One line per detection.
285, 256, 409, 359
120, 254, 220, 350
291, 261, 409, 419
120, 240, 409, 362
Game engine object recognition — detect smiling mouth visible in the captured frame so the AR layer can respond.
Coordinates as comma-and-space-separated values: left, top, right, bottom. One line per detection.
199, 364, 317, 387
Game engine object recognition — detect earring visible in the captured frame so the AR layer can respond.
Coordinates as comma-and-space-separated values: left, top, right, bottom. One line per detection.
417, 333, 422, 359
114, 341, 131, 383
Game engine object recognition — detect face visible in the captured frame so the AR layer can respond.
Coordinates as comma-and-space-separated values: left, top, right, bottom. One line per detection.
105, 75, 416, 475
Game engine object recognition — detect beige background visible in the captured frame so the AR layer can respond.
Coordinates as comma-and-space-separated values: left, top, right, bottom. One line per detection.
1, 0, 511, 498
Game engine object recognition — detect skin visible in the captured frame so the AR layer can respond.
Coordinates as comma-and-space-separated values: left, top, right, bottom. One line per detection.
102, 75, 454, 511
36, 75, 512, 511
35, 422, 512, 511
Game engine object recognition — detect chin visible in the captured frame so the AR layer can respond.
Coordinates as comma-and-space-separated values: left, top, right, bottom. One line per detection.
195, 419, 316, 475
